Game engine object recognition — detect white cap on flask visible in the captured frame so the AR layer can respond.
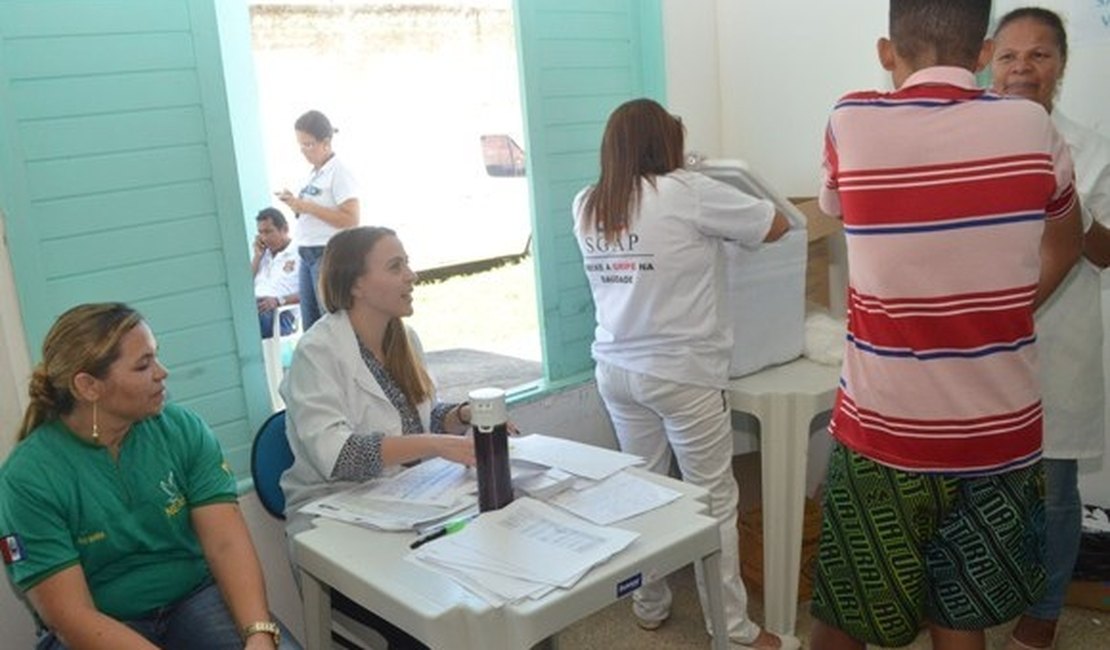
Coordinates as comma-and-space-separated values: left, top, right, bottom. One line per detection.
468, 387, 508, 428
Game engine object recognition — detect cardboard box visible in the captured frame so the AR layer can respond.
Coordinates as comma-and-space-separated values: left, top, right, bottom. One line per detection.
791, 198, 844, 313
1065, 580, 1110, 612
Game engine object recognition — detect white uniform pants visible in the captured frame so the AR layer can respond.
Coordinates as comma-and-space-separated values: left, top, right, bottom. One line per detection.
595, 361, 760, 644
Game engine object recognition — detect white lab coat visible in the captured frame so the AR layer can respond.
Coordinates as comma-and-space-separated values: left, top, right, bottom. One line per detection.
1036, 112, 1109, 460
279, 310, 433, 529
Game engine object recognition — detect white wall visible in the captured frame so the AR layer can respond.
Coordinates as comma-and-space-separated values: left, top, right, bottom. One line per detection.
509, 382, 618, 450
664, 1, 888, 197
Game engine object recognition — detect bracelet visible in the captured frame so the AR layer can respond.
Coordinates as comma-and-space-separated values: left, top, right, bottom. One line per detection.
455, 401, 471, 426
242, 621, 280, 645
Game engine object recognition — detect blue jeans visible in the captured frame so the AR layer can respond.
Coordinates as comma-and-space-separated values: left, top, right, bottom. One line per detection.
298, 246, 326, 331
37, 581, 239, 650
259, 308, 297, 339
1026, 458, 1082, 620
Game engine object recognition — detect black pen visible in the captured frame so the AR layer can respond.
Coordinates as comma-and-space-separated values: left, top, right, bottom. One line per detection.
409, 513, 479, 549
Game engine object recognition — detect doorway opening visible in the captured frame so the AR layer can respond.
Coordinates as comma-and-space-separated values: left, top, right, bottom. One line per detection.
249, 1, 541, 399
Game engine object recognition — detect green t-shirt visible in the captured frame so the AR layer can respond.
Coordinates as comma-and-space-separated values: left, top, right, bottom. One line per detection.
0, 403, 237, 620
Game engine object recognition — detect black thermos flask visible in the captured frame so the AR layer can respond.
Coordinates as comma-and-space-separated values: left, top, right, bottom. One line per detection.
470, 387, 513, 512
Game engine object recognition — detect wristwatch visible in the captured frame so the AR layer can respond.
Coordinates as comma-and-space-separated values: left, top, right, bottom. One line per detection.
242, 621, 281, 645
277, 295, 286, 306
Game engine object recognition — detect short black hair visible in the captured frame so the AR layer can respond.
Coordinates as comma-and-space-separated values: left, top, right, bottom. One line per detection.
294, 110, 335, 142
890, 0, 991, 68
993, 7, 1068, 63
256, 207, 288, 230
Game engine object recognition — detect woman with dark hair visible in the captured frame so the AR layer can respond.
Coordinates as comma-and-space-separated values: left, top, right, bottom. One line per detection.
573, 98, 791, 649
992, 8, 1110, 649
0, 303, 281, 650
277, 109, 361, 331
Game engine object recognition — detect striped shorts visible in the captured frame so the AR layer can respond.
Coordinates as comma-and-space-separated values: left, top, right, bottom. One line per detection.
810, 443, 1045, 647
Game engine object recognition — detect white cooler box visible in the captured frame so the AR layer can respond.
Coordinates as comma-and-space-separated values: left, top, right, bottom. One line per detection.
697, 159, 807, 377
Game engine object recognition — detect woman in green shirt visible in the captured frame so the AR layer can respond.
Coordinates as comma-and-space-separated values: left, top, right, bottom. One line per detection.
0, 303, 281, 650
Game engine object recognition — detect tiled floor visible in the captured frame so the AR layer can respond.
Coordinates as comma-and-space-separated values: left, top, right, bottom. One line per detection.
557, 565, 1109, 649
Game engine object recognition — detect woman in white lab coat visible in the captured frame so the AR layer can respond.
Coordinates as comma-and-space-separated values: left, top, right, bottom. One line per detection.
280, 226, 475, 649
992, 8, 1110, 650
573, 98, 792, 650
280, 226, 475, 535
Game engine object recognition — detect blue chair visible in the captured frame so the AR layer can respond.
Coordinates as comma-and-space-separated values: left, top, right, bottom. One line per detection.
250, 410, 392, 648
251, 410, 293, 519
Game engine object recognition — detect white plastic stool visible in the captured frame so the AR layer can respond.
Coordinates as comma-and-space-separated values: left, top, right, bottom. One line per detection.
728, 357, 840, 636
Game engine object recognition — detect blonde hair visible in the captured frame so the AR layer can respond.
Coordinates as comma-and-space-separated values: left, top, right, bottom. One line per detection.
320, 227, 434, 406
19, 303, 142, 440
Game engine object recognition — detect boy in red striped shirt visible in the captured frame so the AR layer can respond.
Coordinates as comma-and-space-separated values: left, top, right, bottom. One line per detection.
809, 1, 1083, 649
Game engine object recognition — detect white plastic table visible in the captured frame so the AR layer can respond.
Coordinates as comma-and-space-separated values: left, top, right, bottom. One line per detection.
294, 466, 730, 650
728, 357, 840, 636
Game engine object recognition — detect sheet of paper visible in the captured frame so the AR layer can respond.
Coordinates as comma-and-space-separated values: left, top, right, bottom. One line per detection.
419, 497, 638, 587
510, 434, 642, 480
546, 470, 682, 525
301, 470, 476, 531
358, 457, 475, 507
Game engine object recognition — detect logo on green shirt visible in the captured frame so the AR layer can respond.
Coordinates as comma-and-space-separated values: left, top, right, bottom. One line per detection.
160, 471, 186, 517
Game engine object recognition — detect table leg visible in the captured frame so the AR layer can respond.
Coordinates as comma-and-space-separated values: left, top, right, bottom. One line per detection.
300, 568, 332, 650
758, 397, 809, 636
700, 550, 729, 650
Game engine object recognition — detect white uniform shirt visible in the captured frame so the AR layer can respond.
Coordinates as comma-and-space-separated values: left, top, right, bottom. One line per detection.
253, 244, 299, 300
294, 155, 360, 247
1036, 112, 1110, 459
573, 169, 774, 390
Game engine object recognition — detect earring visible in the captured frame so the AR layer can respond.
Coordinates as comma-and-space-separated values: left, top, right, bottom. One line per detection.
92, 401, 100, 442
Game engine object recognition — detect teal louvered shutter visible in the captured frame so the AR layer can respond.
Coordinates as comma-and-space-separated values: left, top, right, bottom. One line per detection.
0, 0, 270, 482
513, 0, 665, 384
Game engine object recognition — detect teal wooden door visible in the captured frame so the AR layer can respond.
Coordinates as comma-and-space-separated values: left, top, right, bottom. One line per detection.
0, 0, 269, 480
513, 0, 666, 384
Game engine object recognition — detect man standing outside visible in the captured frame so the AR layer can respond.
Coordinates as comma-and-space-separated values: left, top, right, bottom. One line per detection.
252, 207, 300, 339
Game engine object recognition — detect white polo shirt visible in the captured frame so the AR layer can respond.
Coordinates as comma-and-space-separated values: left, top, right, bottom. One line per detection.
573, 169, 774, 389
254, 244, 299, 300
295, 155, 360, 246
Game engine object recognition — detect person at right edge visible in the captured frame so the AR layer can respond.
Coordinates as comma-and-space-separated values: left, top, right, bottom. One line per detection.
809, 2, 1083, 650
991, 7, 1110, 650
573, 98, 793, 649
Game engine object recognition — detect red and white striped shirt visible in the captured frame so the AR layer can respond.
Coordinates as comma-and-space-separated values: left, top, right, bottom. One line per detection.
820, 66, 1077, 474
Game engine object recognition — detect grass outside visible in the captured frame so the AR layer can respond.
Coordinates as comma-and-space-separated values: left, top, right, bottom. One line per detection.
407, 257, 542, 362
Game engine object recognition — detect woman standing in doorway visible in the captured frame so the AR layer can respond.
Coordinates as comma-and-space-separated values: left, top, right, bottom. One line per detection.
277, 110, 361, 331
991, 8, 1110, 649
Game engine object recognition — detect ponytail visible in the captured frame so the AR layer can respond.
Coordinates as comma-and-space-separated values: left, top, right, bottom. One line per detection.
18, 367, 65, 440
15, 302, 141, 441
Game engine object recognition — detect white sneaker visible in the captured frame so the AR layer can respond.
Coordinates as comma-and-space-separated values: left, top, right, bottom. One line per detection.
634, 614, 668, 631
729, 631, 801, 650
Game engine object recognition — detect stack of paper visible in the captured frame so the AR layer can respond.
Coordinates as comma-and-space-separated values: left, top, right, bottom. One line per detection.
511, 462, 576, 500
408, 497, 639, 606
302, 458, 477, 531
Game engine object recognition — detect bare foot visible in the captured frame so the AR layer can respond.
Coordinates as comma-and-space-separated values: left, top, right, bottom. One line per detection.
1010, 614, 1058, 649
